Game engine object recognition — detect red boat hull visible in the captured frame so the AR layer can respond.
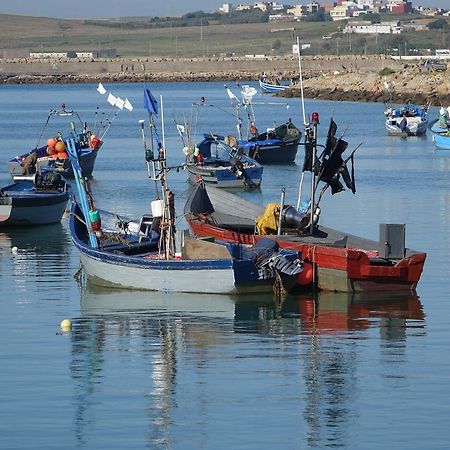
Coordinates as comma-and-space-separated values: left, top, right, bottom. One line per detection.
188, 219, 426, 293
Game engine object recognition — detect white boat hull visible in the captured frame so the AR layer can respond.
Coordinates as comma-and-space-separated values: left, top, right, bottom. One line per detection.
79, 252, 246, 294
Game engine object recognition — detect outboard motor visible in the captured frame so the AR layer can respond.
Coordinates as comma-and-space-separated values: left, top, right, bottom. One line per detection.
281, 205, 321, 231
282, 206, 308, 229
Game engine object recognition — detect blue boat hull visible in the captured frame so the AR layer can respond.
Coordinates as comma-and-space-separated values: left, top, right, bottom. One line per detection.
0, 180, 69, 226
239, 139, 299, 164
432, 132, 450, 150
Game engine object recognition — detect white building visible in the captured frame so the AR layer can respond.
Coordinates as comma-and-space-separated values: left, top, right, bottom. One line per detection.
330, 5, 350, 20
236, 3, 251, 10
254, 2, 269, 11
343, 20, 403, 33
219, 3, 233, 13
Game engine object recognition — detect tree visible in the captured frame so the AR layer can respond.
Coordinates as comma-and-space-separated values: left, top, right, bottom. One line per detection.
427, 18, 448, 30
364, 13, 380, 24
66, 51, 77, 58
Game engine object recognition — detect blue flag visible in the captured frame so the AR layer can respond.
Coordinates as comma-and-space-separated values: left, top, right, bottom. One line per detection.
144, 88, 158, 115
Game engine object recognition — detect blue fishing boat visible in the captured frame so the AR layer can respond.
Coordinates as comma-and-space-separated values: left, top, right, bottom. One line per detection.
8, 85, 133, 180
67, 88, 302, 295
238, 120, 302, 164
183, 134, 263, 188
0, 171, 69, 227
430, 107, 450, 150
8, 106, 102, 180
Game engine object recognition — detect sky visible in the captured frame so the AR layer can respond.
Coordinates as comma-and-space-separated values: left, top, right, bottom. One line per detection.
0, 0, 448, 19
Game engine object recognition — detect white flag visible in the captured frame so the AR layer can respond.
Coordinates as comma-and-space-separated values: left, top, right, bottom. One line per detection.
176, 124, 185, 134
115, 97, 125, 110
225, 87, 239, 102
241, 85, 257, 104
124, 98, 133, 111
107, 93, 117, 106
97, 82, 106, 95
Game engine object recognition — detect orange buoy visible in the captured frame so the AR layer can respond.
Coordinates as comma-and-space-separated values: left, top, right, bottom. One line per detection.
47, 138, 57, 148
46, 146, 58, 156
57, 152, 68, 159
89, 135, 101, 150
297, 262, 313, 286
54, 141, 66, 152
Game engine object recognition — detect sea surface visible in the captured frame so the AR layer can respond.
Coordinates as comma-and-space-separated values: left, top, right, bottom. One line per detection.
0, 82, 449, 449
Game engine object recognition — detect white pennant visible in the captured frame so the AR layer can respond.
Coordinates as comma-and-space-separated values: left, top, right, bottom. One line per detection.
107, 93, 117, 106
226, 87, 239, 102
97, 82, 106, 95
124, 98, 133, 111
115, 97, 125, 110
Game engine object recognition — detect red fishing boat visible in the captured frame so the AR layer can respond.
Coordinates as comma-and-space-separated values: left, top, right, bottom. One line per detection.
184, 114, 426, 294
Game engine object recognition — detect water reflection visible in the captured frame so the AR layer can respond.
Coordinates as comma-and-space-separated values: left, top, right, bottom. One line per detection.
71, 284, 425, 448
0, 223, 73, 299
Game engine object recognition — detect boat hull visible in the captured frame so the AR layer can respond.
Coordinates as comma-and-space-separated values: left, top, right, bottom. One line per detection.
184, 184, 426, 294
70, 203, 286, 294
240, 140, 299, 164
9, 147, 99, 180
0, 181, 69, 226
259, 79, 290, 93
432, 132, 450, 150
184, 164, 263, 188
386, 119, 428, 136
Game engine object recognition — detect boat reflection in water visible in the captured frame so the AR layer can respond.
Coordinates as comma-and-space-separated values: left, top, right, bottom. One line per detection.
72, 283, 425, 448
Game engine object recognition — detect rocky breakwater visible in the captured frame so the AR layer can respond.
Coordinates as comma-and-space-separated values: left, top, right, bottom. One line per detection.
285, 68, 450, 107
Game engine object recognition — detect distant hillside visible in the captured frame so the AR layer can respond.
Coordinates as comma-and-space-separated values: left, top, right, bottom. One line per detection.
0, 13, 447, 58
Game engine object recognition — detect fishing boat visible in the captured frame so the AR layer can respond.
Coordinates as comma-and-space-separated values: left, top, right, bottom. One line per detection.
184, 114, 426, 294
183, 133, 263, 188
68, 88, 303, 295
0, 170, 69, 227
384, 104, 429, 136
8, 84, 133, 179
225, 85, 302, 164
430, 107, 450, 150
259, 77, 292, 94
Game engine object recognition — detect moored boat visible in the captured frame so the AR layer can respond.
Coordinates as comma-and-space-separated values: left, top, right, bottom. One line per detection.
68, 88, 303, 295
8, 84, 133, 179
184, 113, 426, 294
385, 104, 429, 136
183, 134, 263, 188
0, 171, 69, 227
259, 77, 292, 94
184, 183, 426, 294
430, 107, 450, 150
226, 85, 302, 164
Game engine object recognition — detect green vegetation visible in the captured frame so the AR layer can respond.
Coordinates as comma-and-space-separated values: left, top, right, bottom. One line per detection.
0, 13, 448, 58
378, 67, 396, 76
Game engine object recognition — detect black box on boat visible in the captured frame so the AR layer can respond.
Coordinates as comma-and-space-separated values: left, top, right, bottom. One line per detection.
379, 224, 405, 259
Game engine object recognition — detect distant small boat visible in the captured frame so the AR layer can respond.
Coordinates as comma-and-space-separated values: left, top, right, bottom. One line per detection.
0, 172, 69, 227
385, 104, 429, 136
259, 78, 292, 94
183, 134, 263, 188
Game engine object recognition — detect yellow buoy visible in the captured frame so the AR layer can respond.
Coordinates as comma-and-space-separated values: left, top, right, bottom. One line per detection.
60, 319, 72, 332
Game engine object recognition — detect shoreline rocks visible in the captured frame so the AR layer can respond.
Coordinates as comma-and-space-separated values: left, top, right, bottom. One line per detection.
0, 57, 448, 106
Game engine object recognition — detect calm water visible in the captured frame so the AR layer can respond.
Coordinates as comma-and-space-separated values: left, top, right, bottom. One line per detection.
0, 82, 449, 449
